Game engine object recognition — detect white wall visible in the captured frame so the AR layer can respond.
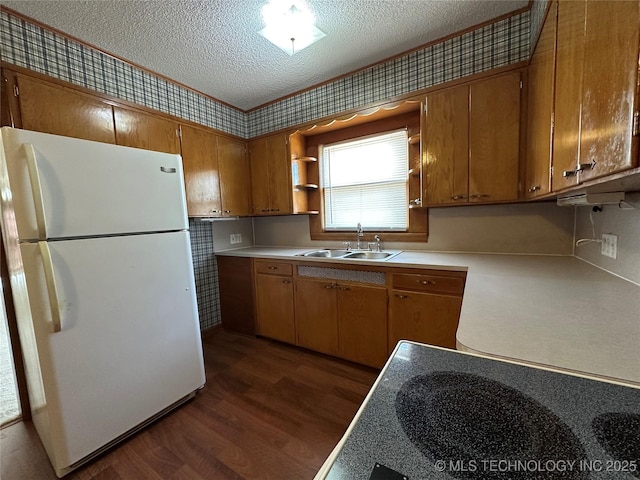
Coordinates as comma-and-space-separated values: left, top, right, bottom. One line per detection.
209, 217, 255, 252
574, 193, 640, 285
253, 201, 575, 255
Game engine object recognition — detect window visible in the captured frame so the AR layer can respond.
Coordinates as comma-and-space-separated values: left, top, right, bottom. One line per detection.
321, 129, 408, 231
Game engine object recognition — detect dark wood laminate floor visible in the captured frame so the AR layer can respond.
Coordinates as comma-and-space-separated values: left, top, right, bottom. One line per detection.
1, 328, 379, 480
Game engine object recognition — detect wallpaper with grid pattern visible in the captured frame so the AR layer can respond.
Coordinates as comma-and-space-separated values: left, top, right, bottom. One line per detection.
189, 219, 221, 330
530, 0, 550, 53
247, 10, 530, 137
1, 9, 532, 139
0, 11, 247, 138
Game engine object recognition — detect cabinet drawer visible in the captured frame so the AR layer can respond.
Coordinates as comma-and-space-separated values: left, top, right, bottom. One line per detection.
392, 273, 464, 295
254, 260, 293, 276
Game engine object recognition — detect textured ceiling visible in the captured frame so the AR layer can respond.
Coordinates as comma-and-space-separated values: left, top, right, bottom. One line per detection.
2, 0, 529, 111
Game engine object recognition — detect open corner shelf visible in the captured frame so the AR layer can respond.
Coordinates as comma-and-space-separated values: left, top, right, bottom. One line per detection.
293, 156, 318, 163
295, 183, 318, 190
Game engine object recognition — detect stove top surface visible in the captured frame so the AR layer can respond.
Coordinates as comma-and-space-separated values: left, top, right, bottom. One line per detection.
324, 342, 640, 480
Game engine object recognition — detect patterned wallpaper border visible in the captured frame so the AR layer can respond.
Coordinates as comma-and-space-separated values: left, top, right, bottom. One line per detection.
0, 11, 247, 138
1, 7, 535, 139
247, 9, 530, 137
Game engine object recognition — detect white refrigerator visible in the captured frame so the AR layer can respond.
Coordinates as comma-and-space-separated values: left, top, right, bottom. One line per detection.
0, 127, 206, 477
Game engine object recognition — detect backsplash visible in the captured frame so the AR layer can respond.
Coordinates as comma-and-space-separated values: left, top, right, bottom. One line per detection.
188, 218, 221, 329
253, 202, 575, 255
574, 193, 640, 285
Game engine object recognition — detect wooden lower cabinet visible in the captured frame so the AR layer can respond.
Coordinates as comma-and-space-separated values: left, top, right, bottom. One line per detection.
295, 277, 339, 356
241, 259, 464, 368
254, 262, 296, 344
337, 284, 388, 368
388, 290, 462, 351
217, 256, 255, 335
295, 277, 388, 368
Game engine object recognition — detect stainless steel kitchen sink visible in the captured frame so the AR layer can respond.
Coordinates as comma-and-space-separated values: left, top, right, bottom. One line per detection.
343, 251, 396, 260
298, 249, 351, 258
296, 249, 402, 261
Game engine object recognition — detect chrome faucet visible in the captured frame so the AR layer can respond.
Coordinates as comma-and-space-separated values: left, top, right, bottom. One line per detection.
356, 222, 364, 250
374, 235, 382, 252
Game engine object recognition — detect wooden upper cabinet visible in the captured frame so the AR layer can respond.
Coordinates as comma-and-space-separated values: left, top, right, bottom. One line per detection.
525, 1, 557, 199
552, 0, 639, 191
114, 107, 180, 154
217, 136, 251, 216
469, 72, 521, 203
552, 0, 586, 192
579, 0, 639, 182
13, 75, 116, 144
180, 124, 221, 216
424, 85, 469, 205
424, 71, 521, 206
249, 133, 292, 215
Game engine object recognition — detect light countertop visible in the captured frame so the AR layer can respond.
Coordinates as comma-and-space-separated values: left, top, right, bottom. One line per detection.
217, 247, 640, 386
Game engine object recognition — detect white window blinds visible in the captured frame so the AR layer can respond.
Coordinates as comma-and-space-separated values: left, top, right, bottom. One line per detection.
321, 129, 408, 231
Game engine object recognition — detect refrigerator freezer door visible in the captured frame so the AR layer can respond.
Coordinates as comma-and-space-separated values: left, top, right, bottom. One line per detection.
1, 127, 188, 240
19, 231, 205, 473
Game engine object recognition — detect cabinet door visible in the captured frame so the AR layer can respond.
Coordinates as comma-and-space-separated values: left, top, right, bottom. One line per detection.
16, 75, 116, 144
525, 2, 557, 199
552, 0, 586, 192
337, 284, 388, 368
114, 107, 180, 154
388, 290, 462, 351
266, 134, 292, 215
218, 136, 251, 216
180, 125, 221, 216
424, 85, 469, 205
249, 137, 271, 214
217, 256, 254, 335
294, 277, 338, 356
469, 72, 521, 203
579, 0, 639, 182
255, 273, 296, 344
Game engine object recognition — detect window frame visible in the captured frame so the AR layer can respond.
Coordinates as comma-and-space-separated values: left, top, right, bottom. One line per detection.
303, 109, 428, 243
320, 128, 410, 232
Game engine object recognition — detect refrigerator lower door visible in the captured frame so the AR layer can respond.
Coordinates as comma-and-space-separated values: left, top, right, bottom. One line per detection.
19, 231, 205, 476
1, 127, 188, 240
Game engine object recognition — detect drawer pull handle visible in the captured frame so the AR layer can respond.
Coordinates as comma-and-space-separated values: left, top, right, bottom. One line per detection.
451, 195, 466, 200
324, 284, 335, 289
282, 279, 291, 284
528, 185, 541, 193
268, 266, 278, 270
418, 280, 436, 285
395, 294, 408, 299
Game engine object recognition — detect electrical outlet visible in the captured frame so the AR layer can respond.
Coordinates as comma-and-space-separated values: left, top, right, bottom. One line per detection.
230, 233, 242, 244
601, 233, 618, 259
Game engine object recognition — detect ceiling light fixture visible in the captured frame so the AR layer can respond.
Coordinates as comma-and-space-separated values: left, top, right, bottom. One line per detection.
259, 0, 326, 56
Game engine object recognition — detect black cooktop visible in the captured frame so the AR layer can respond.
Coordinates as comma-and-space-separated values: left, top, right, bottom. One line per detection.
323, 342, 640, 480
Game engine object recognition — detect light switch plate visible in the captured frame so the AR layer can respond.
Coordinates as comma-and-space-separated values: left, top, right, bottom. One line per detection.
230, 233, 242, 244
601, 233, 618, 259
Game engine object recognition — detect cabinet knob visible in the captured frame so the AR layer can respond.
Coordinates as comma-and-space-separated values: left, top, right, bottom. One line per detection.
324, 284, 335, 289
528, 185, 541, 193
268, 266, 278, 270
451, 195, 467, 200
282, 279, 291, 284
418, 280, 436, 285
395, 294, 409, 299
223, 210, 231, 214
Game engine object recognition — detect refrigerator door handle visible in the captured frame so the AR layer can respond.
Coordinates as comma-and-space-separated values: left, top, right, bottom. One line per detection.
24, 144, 47, 240
38, 241, 62, 332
